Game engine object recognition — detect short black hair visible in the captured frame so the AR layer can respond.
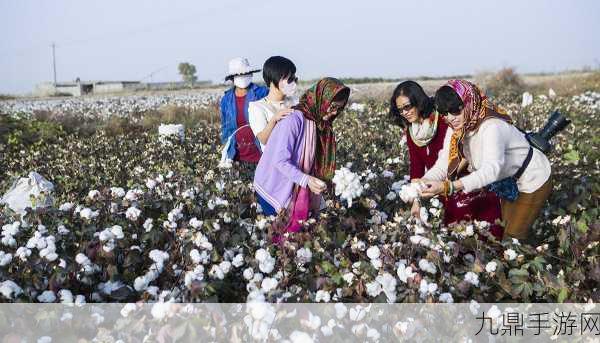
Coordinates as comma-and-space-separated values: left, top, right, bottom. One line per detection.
434, 85, 464, 115
389, 80, 435, 128
263, 56, 296, 89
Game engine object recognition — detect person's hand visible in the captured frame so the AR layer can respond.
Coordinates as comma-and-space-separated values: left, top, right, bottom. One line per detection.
410, 199, 421, 218
274, 108, 294, 122
411, 178, 422, 184
308, 176, 327, 194
420, 180, 445, 198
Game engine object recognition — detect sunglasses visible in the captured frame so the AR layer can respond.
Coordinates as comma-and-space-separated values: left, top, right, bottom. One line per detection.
439, 106, 463, 117
396, 102, 413, 114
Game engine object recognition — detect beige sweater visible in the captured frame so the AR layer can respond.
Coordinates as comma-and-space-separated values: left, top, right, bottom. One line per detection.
423, 118, 551, 193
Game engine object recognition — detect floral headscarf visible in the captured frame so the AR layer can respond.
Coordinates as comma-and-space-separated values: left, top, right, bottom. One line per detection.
294, 78, 350, 181
446, 79, 512, 180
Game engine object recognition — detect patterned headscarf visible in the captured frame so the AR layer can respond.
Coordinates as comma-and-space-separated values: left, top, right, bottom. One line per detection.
446, 79, 512, 180
294, 78, 350, 181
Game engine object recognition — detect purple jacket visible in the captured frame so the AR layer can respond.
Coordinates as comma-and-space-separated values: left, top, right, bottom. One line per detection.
253, 110, 310, 212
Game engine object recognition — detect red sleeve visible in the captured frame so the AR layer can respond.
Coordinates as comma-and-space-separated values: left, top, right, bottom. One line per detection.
406, 130, 426, 179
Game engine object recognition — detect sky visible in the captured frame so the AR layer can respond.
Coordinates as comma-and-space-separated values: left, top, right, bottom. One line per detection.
1, 0, 599, 94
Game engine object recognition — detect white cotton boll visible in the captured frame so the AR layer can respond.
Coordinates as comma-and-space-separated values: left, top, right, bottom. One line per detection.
243, 267, 254, 280
111, 225, 124, 239
143, 218, 154, 232
75, 295, 86, 305
321, 325, 333, 336
57, 225, 69, 235
232, 254, 244, 268
396, 263, 416, 283
439, 292, 454, 303
366, 280, 382, 298
37, 336, 52, 343
37, 290, 56, 303
409, 235, 431, 248
120, 303, 137, 317
184, 265, 204, 287
209, 264, 225, 280
376, 272, 397, 303
332, 167, 364, 208
0, 280, 23, 299
521, 92, 533, 107
59, 202, 74, 211
296, 248, 312, 265
366, 246, 380, 260
58, 289, 74, 304
469, 300, 481, 315
485, 261, 497, 273
190, 249, 202, 264
504, 249, 517, 261
75, 253, 90, 265
370, 258, 382, 269
464, 272, 480, 287
125, 207, 141, 221
418, 280, 438, 297
419, 207, 429, 224
418, 259, 437, 275
219, 261, 232, 274
399, 183, 423, 203
99, 228, 115, 242
125, 189, 144, 201
79, 208, 96, 220
343, 272, 355, 285
261, 277, 278, 293
134, 276, 150, 292
349, 306, 367, 322
315, 290, 331, 303
0, 251, 12, 266
189, 217, 203, 229
16, 247, 31, 261
386, 191, 397, 201
110, 187, 126, 198
87, 190, 100, 200
289, 331, 313, 343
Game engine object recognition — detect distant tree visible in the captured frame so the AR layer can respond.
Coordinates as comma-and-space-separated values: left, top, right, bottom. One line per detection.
178, 62, 198, 83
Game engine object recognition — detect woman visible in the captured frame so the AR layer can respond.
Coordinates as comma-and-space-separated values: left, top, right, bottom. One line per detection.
390, 81, 503, 238
249, 56, 299, 149
220, 57, 268, 164
254, 78, 350, 236
421, 79, 552, 240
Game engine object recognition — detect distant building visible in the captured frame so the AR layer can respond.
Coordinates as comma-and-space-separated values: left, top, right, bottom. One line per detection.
34, 79, 213, 97
35, 80, 141, 97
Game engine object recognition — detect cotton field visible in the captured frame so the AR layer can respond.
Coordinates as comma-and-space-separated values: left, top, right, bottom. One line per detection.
0, 86, 598, 306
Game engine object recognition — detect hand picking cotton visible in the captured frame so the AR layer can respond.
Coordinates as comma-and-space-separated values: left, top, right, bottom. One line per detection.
332, 167, 364, 208
399, 182, 426, 203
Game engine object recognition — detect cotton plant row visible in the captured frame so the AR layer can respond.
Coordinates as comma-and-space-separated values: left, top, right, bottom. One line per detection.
0, 97, 598, 304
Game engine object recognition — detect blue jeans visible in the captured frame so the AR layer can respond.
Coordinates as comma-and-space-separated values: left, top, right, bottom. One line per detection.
256, 192, 277, 216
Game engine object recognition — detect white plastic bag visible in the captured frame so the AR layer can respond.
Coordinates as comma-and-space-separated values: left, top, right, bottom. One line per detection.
0, 172, 54, 215
218, 124, 250, 169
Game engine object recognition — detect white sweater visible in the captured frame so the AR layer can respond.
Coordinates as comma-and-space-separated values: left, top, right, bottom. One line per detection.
248, 96, 298, 150
423, 118, 551, 193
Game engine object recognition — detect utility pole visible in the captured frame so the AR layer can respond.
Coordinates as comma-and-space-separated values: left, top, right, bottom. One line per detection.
51, 42, 57, 85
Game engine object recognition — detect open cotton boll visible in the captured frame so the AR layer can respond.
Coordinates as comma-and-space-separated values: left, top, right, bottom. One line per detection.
332, 167, 364, 208
399, 182, 425, 203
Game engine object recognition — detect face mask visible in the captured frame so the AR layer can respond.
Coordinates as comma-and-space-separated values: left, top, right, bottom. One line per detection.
279, 80, 297, 97
233, 75, 252, 89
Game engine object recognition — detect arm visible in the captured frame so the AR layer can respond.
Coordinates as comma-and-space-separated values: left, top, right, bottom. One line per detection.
220, 96, 229, 144
422, 127, 453, 181
248, 103, 270, 144
458, 120, 506, 192
270, 115, 310, 187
